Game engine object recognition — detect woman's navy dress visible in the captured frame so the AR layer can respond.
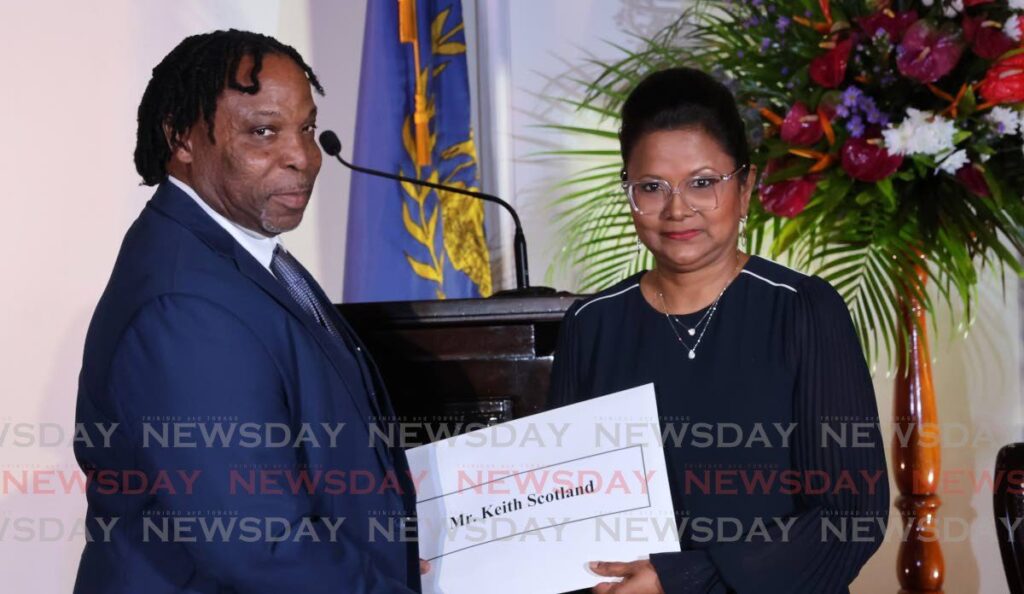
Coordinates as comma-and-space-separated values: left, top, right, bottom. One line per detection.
548, 256, 889, 594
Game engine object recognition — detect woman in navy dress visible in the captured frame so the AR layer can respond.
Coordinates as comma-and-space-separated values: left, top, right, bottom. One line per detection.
548, 68, 889, 594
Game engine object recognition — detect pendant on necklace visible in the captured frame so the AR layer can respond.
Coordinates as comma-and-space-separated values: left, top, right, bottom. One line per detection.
688, 350, 696, 360
687, 328, 696, 336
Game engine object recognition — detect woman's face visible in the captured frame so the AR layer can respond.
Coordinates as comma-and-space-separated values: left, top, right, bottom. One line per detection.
626, 127, 755, 273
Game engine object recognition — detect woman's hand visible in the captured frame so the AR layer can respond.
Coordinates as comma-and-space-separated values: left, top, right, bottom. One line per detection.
420, 559, 430, 575
589, 560, 664, 594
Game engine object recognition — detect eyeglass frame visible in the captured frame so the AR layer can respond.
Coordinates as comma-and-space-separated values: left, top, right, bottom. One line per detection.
620, 163, 749, 215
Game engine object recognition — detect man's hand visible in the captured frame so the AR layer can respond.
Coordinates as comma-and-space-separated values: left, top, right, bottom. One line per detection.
589, 560, 664, 594
420, 559, 431, 575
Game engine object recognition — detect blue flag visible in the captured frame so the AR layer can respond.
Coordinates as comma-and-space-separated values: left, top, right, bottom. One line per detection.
343, 0, 491, 302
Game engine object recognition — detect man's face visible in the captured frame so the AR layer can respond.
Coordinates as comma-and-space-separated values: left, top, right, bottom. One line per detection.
174, 53, 322, 235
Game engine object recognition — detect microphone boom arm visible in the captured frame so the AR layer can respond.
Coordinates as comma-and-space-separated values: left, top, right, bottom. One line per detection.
329, 152, 532, 291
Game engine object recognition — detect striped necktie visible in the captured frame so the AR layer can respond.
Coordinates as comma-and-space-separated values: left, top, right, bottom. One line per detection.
270, 245, 341, 338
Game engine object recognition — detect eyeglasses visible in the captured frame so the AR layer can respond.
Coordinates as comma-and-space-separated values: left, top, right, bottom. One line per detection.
621, 164, 748, 215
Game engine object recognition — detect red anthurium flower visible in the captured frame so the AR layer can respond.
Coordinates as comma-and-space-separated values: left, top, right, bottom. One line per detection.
963, 14, 1016, 60
840, 137, 903, 182
759, 178, 819, 218
896, 20, 965, 83
856, 9, 918, 41
781, 102, 824, 146
979, 53, 1024, 104
955, 164, 991, 197
758, 160, 820, 218
810, 37, 854, 88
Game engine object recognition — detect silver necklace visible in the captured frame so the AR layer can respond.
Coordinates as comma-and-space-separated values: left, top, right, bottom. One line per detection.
655, 255, 743, 360
668, 302, 715, 336
657, 287, 725, 360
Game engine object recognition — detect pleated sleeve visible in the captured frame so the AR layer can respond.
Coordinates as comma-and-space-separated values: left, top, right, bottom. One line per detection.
649, 276, 890, 593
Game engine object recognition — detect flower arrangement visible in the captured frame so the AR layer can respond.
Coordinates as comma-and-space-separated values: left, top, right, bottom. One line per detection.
554, 0, 1024, 363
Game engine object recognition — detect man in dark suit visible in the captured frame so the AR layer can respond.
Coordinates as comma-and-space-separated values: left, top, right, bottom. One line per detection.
74, 30, 423, 593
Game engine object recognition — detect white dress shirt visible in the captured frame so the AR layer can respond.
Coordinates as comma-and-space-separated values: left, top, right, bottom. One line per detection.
168, 176, 281, 272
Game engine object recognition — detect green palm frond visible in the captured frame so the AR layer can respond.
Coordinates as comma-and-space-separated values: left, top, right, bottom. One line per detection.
546, 0, 1024, 368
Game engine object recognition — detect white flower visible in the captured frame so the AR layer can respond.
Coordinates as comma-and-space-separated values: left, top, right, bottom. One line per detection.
922, 0, 933, 6
986, 106, 1020, 135
1008, 16, 1023, 42
1011, 0, 1024, 11
882, 109, 958, 156
943, 0, 964, 18
881, 126, 913, 155
936, 149, 969, 175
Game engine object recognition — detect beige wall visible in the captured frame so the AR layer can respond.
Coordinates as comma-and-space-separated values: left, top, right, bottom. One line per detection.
0, 1, 1020, 592
0, 1, 364, 590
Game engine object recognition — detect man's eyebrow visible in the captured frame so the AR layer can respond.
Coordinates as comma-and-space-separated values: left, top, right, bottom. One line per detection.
244, 107, 316, 120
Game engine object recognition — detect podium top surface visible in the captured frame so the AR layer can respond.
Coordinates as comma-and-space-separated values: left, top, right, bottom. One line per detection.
337, 293, 581, 327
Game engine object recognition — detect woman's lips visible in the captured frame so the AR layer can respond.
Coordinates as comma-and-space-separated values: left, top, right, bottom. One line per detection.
662, 229, 703, 241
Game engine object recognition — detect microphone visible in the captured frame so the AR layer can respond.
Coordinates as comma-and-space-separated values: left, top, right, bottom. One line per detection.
319, 129, 552, 296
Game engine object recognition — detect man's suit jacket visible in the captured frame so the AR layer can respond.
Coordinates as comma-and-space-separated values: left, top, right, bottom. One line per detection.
74, 181, 419, 593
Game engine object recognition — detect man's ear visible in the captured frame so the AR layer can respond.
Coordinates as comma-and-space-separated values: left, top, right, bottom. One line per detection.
162, 121, 195, 165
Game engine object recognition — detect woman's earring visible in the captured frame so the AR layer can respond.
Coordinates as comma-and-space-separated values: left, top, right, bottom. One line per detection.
739, 216, 748, 250
635, 236, 643, 255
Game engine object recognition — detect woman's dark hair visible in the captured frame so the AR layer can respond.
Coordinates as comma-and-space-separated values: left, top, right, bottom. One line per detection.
134, 29, 324, 186
619, 67, 749, 179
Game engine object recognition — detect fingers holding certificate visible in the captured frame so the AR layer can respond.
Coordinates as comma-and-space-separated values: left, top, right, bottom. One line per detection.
406, 384, 679, 594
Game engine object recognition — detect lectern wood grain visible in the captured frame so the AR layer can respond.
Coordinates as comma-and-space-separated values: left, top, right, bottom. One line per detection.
338, 295, 577, 424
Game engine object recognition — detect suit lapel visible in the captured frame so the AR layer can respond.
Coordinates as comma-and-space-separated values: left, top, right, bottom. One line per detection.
237, 256, 394, 469
284, 262, 391, 409
285, 258, 415, 497
304, 280, 414, 500
148, 182, 392, 468
288, 258, 397, 418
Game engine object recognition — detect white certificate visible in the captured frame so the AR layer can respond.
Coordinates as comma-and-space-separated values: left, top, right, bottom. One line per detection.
407, 383, 680, 594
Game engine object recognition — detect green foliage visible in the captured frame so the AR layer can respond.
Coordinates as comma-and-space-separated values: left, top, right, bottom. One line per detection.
549, 0, 1024, 366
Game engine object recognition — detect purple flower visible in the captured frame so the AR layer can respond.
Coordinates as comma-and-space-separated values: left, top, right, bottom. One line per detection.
761, 38, 772, 51
835, 104, 850, 118
847, 115, 865, 138
781, 66, 791, 76
841, 86, 863, 108
857, 94, 878, 113
865, 105, 887, 125
737, 50, 745, 59
776, 16, 791, 32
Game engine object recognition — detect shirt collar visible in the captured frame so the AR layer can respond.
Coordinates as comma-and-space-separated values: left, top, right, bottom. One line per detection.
167, 176, 280, 271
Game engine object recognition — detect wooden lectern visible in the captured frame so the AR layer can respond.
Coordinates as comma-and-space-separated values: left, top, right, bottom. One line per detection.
338, 294, 578, 431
